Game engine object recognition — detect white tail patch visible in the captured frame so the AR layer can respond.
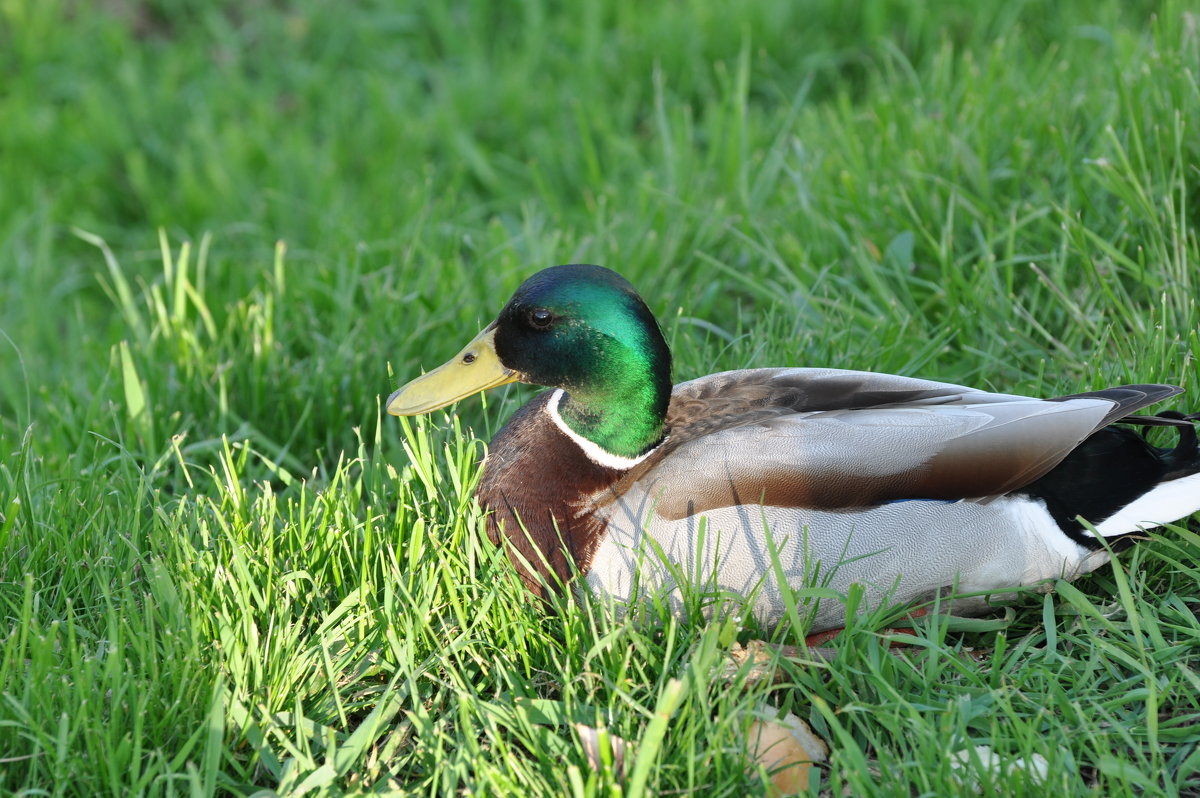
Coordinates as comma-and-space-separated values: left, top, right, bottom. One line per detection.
1093, 470, 1200, 536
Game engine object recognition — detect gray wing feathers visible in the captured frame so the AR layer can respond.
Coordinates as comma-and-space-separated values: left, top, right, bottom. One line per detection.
639, 368, 1176, 516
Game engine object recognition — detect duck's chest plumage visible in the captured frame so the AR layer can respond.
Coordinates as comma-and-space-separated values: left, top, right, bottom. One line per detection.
475, 392, 623, 597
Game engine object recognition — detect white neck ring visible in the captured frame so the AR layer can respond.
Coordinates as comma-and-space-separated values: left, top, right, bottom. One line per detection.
545, 389, 662, 471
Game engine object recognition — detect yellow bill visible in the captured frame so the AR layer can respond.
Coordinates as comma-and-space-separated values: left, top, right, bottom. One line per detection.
386, 324, 519, 415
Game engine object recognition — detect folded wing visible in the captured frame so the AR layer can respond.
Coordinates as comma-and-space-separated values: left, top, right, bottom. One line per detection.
627, 368, 1180, 518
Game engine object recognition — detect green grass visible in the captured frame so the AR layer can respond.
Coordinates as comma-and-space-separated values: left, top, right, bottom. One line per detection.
2, 0, 1199, 794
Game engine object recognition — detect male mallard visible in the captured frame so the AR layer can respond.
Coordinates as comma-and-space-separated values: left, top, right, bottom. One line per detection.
387, 264, 1200, 631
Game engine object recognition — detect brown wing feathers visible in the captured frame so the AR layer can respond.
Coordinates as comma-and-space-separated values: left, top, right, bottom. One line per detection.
624, 372, 1183, 516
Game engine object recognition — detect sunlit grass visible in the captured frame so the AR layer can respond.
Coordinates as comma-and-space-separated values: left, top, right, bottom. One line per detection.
2, 0, 1199, 794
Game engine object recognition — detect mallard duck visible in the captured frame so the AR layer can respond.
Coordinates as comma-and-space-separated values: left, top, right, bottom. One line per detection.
387, 264, 1200, 631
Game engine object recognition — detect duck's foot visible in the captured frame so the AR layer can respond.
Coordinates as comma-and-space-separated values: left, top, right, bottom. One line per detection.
803, 627, 844, 647
803, 607, 931, 647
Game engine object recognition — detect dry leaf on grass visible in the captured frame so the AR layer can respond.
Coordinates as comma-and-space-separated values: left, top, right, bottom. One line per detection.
720, 639, 837, 684
744, 706, 829, 796
574, 723, 631, 779
949, 745, 1050, 791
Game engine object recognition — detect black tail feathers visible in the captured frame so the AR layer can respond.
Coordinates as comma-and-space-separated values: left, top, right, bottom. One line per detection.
1140, 410, 1200, 477
1023, 409, 1200, 545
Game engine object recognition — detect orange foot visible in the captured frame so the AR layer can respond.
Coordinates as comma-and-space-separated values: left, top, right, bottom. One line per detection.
803, 608, 930, 647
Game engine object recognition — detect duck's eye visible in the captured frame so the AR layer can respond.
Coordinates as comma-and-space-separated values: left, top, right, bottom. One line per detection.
528, 309, 554, 330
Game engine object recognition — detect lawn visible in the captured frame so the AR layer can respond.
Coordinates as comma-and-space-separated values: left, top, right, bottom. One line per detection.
1, 0, 1199, 794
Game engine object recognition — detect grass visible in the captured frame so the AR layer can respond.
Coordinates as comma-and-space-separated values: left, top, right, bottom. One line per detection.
2, 0, 1199, 794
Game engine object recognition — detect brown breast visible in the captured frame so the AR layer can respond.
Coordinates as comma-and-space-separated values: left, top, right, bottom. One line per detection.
475, 392, 626, 596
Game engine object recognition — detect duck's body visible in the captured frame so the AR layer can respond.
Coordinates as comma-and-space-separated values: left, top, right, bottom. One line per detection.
388, 265, 1200, 632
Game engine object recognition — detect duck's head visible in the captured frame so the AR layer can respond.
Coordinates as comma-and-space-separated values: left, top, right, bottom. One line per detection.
388, 264, 673, 459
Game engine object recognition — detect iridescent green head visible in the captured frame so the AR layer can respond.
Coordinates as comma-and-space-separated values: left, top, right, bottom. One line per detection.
387, 264, 673, 461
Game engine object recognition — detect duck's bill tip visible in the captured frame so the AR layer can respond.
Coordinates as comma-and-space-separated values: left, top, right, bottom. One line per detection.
386, 326, 518, 416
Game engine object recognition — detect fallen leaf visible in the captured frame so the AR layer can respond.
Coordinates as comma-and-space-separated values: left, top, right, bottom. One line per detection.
744, 706, 829, 796
720, 639, 837, 685
949, 745, 1050, 791
574, 723, 631, 779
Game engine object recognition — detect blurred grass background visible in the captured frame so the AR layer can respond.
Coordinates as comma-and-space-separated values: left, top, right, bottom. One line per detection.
1, 0, 1199, 794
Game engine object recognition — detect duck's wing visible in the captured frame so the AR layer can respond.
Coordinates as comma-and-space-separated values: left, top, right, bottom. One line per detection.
619, 368, 1180, 519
